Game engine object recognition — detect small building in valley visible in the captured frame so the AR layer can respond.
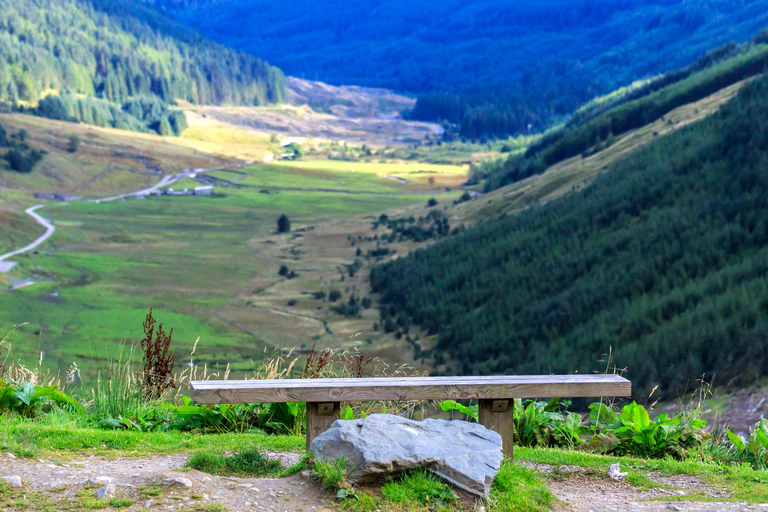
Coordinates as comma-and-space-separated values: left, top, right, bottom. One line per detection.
194, 186, 213, 196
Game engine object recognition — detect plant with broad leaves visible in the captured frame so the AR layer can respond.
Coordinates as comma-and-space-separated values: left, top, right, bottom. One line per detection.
726, 419, 768, 468
439, 400, 478, 421
0, 379, 84, 417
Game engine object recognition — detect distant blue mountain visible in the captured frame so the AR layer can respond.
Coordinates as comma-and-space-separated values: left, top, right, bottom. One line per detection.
153, 0, 768, 94
150, 0, 768, 136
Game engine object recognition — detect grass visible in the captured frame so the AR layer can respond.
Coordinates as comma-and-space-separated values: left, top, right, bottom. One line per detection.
381, 470, 459, 507
186, 447, 284, 477
273, 159, 467, 188
0, 418, 303, 458
310, 457, 351, 493
515, 447, 768, 504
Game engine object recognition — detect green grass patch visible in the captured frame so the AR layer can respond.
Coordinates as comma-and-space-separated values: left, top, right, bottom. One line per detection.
310, 457, 350, 493
486, 459, 554, 512
381, 469, 458, 507
186, 446, 283, 477
0, 420, 303, 458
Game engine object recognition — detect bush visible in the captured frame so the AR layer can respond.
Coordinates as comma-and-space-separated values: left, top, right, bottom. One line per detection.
5, 147, 44, 173
277, 214, 291, 233
67, 135, 80, 153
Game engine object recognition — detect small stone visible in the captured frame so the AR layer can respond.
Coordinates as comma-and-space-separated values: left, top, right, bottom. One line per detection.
675, 490, 686, 495
3, 476, 22, 488
202, 493, 210, 501
96, 483, 116, 500
5, 453, 16, 460
608, 463, 627, 481
161, 477, 193, 489
144, 499, 153, 508
477, 508, 486, 512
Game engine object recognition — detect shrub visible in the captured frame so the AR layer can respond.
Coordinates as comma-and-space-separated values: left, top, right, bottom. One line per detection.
67, 135, 80, 153
277, 214, 291, 233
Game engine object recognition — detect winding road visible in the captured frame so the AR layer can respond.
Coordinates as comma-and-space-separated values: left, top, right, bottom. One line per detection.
0, 205, 56, 273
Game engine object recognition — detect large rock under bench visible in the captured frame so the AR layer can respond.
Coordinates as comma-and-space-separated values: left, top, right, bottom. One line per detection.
310, 414, 503, 497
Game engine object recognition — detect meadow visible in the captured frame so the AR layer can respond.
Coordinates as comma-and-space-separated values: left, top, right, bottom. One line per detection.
1, 148, 465, 381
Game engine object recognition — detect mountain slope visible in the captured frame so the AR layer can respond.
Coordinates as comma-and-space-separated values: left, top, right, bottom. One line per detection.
370, 72, 768, 399
0, 0, 286, 108
150, 0, 768, 137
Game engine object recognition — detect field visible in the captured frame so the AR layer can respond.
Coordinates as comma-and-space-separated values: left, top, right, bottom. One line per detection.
0, 115, 466, 381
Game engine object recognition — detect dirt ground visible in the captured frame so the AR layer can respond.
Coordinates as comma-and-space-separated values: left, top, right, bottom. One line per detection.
0, 451, 330, 512
528, 463, 761, 512
2, 454, 765, 511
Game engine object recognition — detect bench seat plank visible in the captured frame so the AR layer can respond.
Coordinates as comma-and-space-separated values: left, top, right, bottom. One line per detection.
191, 374, 631, 404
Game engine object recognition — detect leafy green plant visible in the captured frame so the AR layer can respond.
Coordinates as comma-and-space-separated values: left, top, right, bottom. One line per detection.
0, 380, 84, 417
340, 404, 387, 420
726, 419, 768, 468
513, 398, 575, 447
439, 400, 478, 421
166, 397, 305, 434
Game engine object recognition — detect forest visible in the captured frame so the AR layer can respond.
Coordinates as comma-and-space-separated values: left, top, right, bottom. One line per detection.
0, 0, 286, 119
371, 72, 768, 399
151, 0, 768, 139
475, 35, 768, 191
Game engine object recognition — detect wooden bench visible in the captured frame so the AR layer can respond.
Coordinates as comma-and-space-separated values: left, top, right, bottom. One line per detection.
191, 374, 631, 456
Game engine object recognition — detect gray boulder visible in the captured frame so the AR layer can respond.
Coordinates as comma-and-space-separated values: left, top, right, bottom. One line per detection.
310, 414, 503, 496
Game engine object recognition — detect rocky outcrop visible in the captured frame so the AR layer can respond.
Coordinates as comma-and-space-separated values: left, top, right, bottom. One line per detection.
310, 414, 503, 496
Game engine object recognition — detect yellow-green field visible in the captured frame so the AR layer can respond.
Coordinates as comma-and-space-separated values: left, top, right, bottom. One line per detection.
273, 159, 468, 188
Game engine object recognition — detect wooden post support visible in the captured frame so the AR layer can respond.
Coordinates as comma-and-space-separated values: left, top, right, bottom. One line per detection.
306, 402, 340, 450
479, 399, 514, 458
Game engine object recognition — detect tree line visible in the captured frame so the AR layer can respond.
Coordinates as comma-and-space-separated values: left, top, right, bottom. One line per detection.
371, 72, 768, 399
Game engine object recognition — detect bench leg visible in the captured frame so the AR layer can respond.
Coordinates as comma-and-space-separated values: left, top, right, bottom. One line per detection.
306, 402, 340, 451
479, 399, 514, 458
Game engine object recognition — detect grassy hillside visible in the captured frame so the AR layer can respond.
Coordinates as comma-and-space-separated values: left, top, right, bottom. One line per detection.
0, 0, 286, 135
152, 0, 768, 138
370, 71, 768, 399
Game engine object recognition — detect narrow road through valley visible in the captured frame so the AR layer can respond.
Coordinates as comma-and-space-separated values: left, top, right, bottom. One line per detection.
0, 205, 56, 272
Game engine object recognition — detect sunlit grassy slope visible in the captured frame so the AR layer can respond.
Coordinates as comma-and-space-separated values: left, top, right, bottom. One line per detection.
456, 78, 750, 222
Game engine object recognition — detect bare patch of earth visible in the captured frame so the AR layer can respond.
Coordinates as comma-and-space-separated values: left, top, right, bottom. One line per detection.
0, 451, 332, 511
525, 463, 763, 512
